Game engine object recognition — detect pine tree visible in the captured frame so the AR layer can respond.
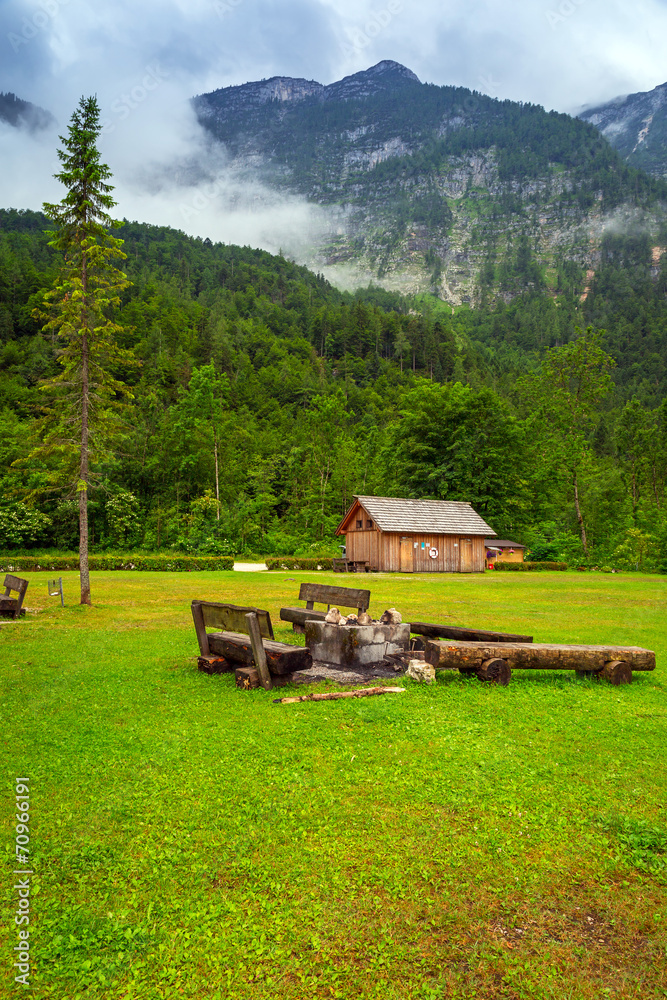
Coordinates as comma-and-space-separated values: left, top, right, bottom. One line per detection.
33, 95, 132, 604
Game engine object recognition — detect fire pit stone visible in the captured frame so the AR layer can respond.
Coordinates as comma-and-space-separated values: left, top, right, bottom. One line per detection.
305, 619, 411, 668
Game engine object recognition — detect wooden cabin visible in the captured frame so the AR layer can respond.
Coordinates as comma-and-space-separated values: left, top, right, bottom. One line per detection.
336, 495, 496, 574
485, 539, 526, 566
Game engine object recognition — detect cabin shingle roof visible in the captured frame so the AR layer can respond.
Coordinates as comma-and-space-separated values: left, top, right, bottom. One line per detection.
353, 495, 496, 536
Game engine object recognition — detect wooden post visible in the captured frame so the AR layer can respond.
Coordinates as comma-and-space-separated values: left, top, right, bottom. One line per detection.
245, 612, 273, 690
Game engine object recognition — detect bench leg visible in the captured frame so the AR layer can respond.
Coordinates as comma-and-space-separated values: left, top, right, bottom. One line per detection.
245, 613, 273, 690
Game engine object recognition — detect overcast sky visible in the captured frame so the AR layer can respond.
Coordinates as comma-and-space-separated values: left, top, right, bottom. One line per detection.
1, 0, 666, 255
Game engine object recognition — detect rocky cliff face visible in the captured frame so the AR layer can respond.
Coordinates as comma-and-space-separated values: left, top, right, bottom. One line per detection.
195, 64, 667, 303
579, 82, 667, 177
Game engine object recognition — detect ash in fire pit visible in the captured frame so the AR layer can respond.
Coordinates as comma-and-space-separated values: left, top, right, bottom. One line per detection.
305, 609, 410, 669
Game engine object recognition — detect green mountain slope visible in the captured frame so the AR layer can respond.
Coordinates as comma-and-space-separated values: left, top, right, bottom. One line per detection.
1, 208, 667, 566
194, 62, 667, 304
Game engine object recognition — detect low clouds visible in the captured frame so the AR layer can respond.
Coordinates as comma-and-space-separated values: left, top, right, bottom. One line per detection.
1, 0, 667, 264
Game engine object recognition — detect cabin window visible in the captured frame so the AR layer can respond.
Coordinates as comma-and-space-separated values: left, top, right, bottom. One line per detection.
366, 519, 373, 529
356, 519, 363, 529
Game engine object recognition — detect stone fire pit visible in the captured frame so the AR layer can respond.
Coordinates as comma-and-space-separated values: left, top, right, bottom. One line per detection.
304, 619, 410, 668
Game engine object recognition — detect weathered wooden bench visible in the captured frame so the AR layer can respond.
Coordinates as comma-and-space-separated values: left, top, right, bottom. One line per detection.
280, 582, 371, 633
192, 600, 312, 690
410, 621, 533, 643
333, 558, 369, 573
0, 574, 29, 619
425, 639, 656, 686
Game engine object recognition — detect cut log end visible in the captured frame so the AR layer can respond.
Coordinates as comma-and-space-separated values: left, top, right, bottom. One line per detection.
197, 655, 233, 674
601, 660, 632, 686
477, 658, 512, 686
235, 666, 260, 690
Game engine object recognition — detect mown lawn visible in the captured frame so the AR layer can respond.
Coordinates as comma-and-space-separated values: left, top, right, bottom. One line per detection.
2, 569, 666, 999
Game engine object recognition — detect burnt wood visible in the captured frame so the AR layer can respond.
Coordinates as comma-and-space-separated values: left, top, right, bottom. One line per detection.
197, 654, 234, 674
426, 639, 656, 676
1, 574, 28, 620
208, 632, 312, 674
410, 621, 533, 643
235, 666, 261, 689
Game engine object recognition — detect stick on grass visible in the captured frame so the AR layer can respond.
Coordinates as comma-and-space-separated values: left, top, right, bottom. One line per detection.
273, 686, 406, 704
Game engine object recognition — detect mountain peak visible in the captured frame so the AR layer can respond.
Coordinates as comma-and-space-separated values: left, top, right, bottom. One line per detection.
324, 61, 420, 101
194, 62, 421, 123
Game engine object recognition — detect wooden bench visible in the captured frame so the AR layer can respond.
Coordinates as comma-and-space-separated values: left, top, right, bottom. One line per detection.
333, 559, 369, 573
192, 600, 312, 690
0, 574, 29, 619
410, 621, 533, 643
280, 582, 371, 633
425, 639, 656, 686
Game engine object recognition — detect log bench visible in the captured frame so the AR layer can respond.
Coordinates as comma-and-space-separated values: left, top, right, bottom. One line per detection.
0, 574, 28, 619
192, 600, 312, 690
280, 582, 371, 634
425, 639, 656, 687
410, 621, 533, 644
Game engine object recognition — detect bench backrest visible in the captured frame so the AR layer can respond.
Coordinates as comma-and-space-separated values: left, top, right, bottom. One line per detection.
3, 574, 28, 611
191, 600, 274, 656
298, 582, 370, 613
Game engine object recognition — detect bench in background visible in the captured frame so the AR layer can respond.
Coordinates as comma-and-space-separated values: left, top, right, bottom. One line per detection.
0, 574, 28, 619
280, 582, 371, 633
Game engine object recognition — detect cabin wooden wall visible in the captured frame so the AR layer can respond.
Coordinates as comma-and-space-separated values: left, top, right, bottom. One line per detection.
345, 530, 485, 573
345, 530, 380, 567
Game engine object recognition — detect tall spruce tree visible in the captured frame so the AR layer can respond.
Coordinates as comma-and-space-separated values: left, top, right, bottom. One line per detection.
34, 95, 131, 604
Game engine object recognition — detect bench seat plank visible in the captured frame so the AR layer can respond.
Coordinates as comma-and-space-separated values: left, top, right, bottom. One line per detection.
280, 606, 327, 626
208, 631, 313, 675
410, 621, 533, 643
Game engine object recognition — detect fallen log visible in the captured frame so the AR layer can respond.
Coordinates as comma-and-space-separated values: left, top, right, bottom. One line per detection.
274, 686, 406, 705
208, 631, 312, 675
411, 621, 533, 643
425, 639, 655, 675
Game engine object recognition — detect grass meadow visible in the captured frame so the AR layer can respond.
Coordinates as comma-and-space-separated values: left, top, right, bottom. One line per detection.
2, 568, 666, 999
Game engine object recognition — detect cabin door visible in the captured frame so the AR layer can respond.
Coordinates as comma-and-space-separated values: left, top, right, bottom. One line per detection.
400, 536, 413, 573
459, 537, 473, 573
